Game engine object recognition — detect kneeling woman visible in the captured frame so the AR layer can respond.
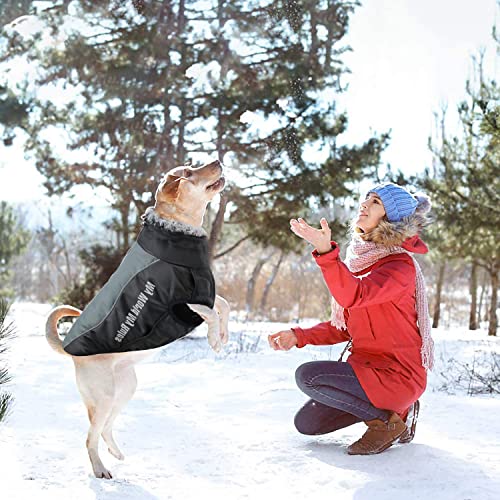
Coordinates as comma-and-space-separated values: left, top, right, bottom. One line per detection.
269, 183, 434, 455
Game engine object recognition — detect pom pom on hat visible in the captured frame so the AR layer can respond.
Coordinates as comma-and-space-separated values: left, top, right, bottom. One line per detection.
414, 193, 431, 214
368, 183, 419, 222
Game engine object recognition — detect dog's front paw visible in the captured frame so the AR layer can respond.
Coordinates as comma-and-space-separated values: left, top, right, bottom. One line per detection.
208, 333, 222, 353
220, 327, 229, 345
108, 447, 124, 461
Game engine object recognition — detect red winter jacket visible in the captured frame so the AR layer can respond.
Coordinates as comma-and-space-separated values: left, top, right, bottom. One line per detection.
292, 240, 427, 415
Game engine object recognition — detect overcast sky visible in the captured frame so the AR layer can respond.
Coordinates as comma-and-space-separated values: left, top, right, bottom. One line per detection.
0, 0, 497, 203
338, 0, 498, 176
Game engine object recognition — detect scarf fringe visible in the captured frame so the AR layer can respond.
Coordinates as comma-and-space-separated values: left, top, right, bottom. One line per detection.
330, 236, 434, 371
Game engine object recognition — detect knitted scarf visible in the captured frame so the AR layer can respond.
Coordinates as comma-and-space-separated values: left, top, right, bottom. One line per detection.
330, 236, 434, 371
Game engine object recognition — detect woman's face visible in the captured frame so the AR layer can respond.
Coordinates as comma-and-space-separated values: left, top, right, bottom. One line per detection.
356, 193, 386, 232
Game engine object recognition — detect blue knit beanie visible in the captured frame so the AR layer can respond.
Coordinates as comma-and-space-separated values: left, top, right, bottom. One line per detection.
368, 183, 418, 222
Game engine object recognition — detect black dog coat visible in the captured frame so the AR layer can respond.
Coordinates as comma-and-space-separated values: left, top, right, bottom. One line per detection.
63, 219, 215, 356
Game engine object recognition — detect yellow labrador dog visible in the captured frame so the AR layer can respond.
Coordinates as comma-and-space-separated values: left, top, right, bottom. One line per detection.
45, 159, 230, 479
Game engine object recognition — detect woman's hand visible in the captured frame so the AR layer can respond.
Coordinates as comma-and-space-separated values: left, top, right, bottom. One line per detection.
268, 330, 298, 351
290, 217, 332, 254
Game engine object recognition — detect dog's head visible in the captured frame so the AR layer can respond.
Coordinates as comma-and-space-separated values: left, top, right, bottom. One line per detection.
154, 159, 225, 225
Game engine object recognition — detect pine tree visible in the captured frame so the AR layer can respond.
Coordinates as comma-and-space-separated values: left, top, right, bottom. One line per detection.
56, 243, 125, 310
0, 299, 14, 424
197, 0, 389, 257
0, 202, 30, 296
0, 1, 35, 144
0, 0, 386, 257
421, 51, 499, 336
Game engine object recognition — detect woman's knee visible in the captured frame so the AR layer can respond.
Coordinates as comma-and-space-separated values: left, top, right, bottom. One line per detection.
295, 361, 318, 388
295, 362, 316, 391
294, 407, 318, 435
294, 400, 356, 435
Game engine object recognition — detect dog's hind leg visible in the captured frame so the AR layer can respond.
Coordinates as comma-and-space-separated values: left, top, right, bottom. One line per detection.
101, 364, 138, 461
186, 303, 221, 352
75, 361, 115, 479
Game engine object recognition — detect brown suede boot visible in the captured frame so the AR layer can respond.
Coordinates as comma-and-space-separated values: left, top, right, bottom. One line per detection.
347, 412, 407, 455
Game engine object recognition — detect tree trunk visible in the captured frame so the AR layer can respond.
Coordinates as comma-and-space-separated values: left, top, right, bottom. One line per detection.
488, 265, 498, 336
62, 243, 73, 288
259, 251, 284, 315
246, 254, 271, 319
478, 268, 488, 323
120, 202, 131, 251
432, 261, 446, 328
176, 0, 187, 162
115, 229, 120, 250
207, 196, 227, 263
469, 261, 478, 330
155, 0, 176, 167
205, 0, 230, 263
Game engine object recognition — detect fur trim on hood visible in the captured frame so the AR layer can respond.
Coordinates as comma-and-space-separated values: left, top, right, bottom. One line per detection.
355, 193, 432, 247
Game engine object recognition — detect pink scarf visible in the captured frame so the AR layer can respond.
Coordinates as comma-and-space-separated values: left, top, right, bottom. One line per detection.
330, 236, 434, 371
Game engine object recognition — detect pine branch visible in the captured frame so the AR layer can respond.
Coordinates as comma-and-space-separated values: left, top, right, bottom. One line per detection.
214, 234, 251, 259
0, 298, 14, 424
0, 300, 15, 356
0, 367, 11, 386
0, 392, 13, 423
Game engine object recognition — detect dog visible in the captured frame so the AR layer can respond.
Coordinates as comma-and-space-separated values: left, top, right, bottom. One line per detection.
45, 159, 230, 479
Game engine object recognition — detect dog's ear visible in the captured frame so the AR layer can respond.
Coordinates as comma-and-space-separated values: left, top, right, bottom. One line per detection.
156, 175, 182, 202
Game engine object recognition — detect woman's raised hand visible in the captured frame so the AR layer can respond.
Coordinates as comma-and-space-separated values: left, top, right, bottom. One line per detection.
268, 330, 298, 351
290, 217, 332, 254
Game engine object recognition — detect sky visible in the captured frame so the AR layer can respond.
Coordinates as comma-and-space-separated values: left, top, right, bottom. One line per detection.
0, 0, 497, 204
337, 0, 498, 175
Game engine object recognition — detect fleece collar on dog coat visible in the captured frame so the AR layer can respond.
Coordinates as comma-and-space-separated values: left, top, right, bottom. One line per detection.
63, 217, 215, 356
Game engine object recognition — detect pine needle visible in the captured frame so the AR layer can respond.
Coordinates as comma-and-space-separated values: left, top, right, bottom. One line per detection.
0, 299, 14, 424
0, 393, 13, 422
0, 299, 15, 356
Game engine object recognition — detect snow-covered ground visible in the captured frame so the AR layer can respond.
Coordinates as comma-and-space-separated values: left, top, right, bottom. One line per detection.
2, 302, 500, 500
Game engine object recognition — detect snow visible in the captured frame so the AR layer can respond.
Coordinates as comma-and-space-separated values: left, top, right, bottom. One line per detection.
2, 302, 500, 499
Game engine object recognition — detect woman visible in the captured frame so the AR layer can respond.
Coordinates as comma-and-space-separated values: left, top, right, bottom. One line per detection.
268, 183, 433, 455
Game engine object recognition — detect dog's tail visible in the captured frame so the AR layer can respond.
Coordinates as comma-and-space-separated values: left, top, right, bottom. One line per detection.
45, 305, 81, 356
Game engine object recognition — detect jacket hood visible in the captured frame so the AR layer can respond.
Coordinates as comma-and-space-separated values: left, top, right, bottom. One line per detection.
401, 234, 428, 254
355, 193, 431, 253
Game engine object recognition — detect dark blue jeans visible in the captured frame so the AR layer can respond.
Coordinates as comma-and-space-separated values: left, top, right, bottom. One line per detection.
294, 361, 390, 435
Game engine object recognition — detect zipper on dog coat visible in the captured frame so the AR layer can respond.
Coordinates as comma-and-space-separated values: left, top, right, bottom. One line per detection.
63, 222, 216, 356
